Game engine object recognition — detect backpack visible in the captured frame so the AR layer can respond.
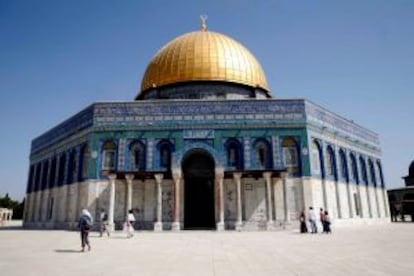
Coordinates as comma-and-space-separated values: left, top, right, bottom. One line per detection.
82, 216, 92, 230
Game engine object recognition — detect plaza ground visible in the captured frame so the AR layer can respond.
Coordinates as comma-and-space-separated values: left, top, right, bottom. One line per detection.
0, 222, 413, 276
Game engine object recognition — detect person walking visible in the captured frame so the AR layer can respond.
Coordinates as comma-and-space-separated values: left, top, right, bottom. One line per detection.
126, 209, 136, 238
323, 211, 332, 233
319, 208, 325, 233
308, 206, 317, 233
78, 209, 93, 252
299, 211, 308, 233
99, 209, 110, 237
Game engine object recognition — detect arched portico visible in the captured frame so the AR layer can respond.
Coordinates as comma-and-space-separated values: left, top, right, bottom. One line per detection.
182, 149, 216, 229
172, 142, 224, 170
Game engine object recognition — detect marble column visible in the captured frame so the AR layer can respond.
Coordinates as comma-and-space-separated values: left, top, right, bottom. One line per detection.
233, 173, 243, 231
42, 158, 52, 223
346, 182, 354, 218
263, 172, 274, 230
154, 173, 164, 231
281, 172, 290, 222
382, 188, 390, 217
366, 184, 373, 218
51, 156, 60, 226
125, 174, 134, 215
273, 176, 285, 222
35, 163, 45, 223
108, 174, 117, 232
322, 178, 328, 213
172, 169, 182, 231
29, 163, 39, 223
356, 184, 364, 217
215, 168, 225, 231
41, 189, 50, 222
374, 186, 381, 218
335, 180, 342, 219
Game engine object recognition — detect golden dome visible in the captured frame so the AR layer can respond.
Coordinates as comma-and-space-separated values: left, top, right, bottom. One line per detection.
139, 30, 269, 95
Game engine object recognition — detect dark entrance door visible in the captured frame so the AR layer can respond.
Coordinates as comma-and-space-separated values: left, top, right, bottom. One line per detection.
182, 150, 215, 230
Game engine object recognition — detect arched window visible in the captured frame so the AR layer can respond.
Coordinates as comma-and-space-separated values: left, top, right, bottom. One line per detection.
369, 159, 376, 187
57, 153, 66, 186
225, 139, 243, 170
377, 161, 385, 188
130, 141, 146, 171
80, 145, 90, 180
359, 157, 368, 184
41, 160, 49, 190
350, 153, 358, 183
34, 163, 41, 191
102, 140, 117, 170
27, 165, 34, 193
253, 139, 272, 169
339, 149, 348, 181
67, 150, 77, 184
158, 140, 172, 169
49, 157, 57, 188
311, 140, 322, 175
326, 146, 336, 178
282, 137, 300, 175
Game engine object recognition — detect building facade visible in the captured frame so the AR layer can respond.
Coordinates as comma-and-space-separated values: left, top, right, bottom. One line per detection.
388, 161, 414, 222
23, 26, 390, 231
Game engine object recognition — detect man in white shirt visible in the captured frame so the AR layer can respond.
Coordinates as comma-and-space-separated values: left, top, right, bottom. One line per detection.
308, 206, 317, 233
126, 209, 136, 238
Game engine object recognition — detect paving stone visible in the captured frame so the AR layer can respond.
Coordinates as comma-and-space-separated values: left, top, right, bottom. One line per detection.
0, 222, 413, 275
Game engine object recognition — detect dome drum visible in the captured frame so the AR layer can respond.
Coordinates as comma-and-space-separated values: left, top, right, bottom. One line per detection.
136, 81, 270, 100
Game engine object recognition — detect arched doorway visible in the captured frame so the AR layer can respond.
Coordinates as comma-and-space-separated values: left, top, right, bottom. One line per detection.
182, 150, 215, 229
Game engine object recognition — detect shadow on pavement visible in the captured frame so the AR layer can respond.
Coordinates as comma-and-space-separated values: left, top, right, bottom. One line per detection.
0, 225, 24, 231
108, 236, 130, 239
54, 249, 82, 253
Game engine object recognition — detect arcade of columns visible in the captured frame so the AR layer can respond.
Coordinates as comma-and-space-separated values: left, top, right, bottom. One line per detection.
106, 169, 288, 231
0, 208, 13, 225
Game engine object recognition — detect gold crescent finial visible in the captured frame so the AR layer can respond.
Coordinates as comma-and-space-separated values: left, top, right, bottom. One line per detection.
200, 14, 208, 31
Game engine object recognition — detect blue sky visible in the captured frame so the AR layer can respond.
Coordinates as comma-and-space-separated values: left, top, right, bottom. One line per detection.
0, 0, 413, 201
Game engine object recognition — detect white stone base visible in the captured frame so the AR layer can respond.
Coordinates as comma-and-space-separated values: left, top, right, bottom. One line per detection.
235, 222, 243, 231
154, 222, 163, 231
266, 221, 275, 230
108, 223, 115, 232
172, 222, 181, 231
216, 222, 225, 231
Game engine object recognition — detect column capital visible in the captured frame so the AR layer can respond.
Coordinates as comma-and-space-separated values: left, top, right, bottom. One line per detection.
125, 173, 134, 182
108, 173, 117, 181
216, 167, 225, 230
273, 176, 283, 185
172, 169, 182, 181
172, 168, 181, 230
154, 173, 164, 184
215, 167, 224, 180
280, 171, 288, 179
154, 173, 163, 231
233, 172, 242, 182
262, 171, 272, 181
108, 173, 116, 232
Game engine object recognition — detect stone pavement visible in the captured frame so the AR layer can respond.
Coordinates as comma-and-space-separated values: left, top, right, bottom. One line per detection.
0, 222, 413, 276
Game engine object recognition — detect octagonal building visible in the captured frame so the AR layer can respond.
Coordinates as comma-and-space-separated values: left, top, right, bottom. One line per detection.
23, 25, 390, 231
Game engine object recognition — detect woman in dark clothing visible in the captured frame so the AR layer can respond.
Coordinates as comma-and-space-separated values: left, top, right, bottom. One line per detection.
78, 209, 93, 252
323, 211, 331, 233
299, 212, 308, 233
